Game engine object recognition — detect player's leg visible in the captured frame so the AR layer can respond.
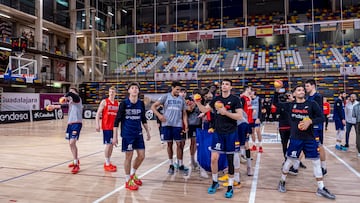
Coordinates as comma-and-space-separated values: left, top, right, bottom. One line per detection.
103, 130, 116, 172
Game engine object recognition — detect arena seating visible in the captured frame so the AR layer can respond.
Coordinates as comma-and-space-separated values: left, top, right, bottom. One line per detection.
114, 53, 162, 75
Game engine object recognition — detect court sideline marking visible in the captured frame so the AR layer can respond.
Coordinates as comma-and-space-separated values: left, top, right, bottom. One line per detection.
324, 145, 360, 178
93, 147, 190, 203
249, 152, 261, 203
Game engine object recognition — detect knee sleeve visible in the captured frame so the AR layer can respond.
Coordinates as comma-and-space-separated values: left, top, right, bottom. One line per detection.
227, 154, 234, 175
233, 153, 240, 169
312, 159, 322, 178
282, 158, 293, 173
246, 149, 251, 158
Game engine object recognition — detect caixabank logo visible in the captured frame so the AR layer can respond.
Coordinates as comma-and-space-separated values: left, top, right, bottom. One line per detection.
0, 111, 30, 124
32, 110, 55, 121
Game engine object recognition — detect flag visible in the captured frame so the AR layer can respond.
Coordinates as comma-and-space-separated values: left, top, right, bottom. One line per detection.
199, 31, 214, 39
339, 21, 354, 30
273, 25, 289, 35
256, 26, 273, 37
289, 25, 304, 34
320, 22, 337, 32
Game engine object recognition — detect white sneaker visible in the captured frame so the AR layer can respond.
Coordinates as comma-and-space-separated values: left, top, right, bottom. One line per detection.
200, 167, 209, 178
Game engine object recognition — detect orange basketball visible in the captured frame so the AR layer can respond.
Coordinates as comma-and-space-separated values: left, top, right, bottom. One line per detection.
193, 94, 202, 102
274, 80, 283, 88
46, 105, 54, 111
208, 128, 215, 133
215, 101, 224, 109
59, 97, 67, 104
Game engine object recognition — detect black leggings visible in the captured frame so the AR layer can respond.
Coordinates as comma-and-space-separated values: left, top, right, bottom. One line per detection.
324, 114, 329, 129
279, 130, 290, 159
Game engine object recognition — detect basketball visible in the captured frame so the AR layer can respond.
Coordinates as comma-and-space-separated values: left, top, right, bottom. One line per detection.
274, 80, 283, 88
193, 94, 202, 102
215, 101, 224, 109
46, 105, 54, 111
59, 97, 67, 104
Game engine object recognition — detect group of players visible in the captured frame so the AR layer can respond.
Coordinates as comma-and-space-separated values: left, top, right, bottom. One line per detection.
49, 78, 343, 200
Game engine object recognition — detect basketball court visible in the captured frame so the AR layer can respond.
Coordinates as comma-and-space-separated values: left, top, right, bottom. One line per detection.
1, 119, 359, 202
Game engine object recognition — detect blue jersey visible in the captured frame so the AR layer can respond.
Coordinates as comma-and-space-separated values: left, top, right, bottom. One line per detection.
114, 98, 146, 138
333, 98, 345, 121
307, 92, 323, 130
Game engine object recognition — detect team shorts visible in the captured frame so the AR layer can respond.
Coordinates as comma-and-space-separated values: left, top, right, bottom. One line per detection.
238, 123, 251, 146
286, 138, 320, 159
334, 119, 344, 131
65, 123, 82, 140
122, 136, 145, 152
162, 126, 183, 142
103, 130, 114, 144
211, 130, 240, 153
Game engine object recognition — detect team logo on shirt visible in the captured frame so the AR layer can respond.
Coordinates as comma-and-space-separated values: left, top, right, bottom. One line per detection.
215, 143, 221, 150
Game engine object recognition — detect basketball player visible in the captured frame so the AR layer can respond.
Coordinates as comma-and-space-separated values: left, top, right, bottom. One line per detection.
194, 79, 243, 199
323, 97, 330, 131
113, 82, 151, 191
49, 87, 83, 174
151, 81, 189, 176
305, 79, 326, 175
333, 91, 347, 151
345, 94, 358, 148
250, 90, 263, 153
240, 86, 254, 176
275, 85, 335, 200
95, 86, 119, 172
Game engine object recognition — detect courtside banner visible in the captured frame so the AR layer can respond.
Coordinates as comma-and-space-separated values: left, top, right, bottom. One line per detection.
31, 110, 56, 121
1, 93, 39, 111
39, 93, 68, 113
0, 111, 30, 124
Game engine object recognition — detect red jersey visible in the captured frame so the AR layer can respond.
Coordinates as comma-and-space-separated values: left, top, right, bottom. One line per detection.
323, 101, 330, 115
102, 98, 119, 130
241, 95, 253, 123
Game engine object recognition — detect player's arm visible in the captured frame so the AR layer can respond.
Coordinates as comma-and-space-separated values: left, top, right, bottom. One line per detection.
182, 109, 189, 131
95, 100, 106, 132
151, 100, 165, 122
194, 100, 213, 113
141, 101, 151, 141
113, 101, 125, 146
311, 101, 325, 124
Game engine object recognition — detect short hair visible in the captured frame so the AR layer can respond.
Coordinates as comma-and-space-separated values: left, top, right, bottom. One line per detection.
109, 86, 116, 91
292, 85, 304, 93
127, 82, 140, 90
305, 79, 316, 87
70, 87, 78, 93
222, 78, 233, 86
192, 88, 201, 95
171, 81, 182, 88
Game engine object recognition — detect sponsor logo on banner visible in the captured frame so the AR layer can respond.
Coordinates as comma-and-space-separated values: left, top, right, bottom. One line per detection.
83, 109, 97, 119
273, 25, 289, 35
0, 111, 30, 124
32, 110, 56, 121
40, 93, 68, 113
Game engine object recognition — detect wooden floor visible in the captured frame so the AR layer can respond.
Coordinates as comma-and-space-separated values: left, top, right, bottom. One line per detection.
1, 118, 360, 203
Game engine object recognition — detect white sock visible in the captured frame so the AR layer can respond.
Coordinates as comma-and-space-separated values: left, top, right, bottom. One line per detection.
212, 174, 218, 182
281, 174, 287, 181
169, 159, 173, 165
131, 168, 136, 176
105, 158, 110, 165
125, 175, 130, 182
317, 180, 324, 189
178, 159, 183, 166
228, 177, 234, 186
234, 172, 240, 182
74, 159, 78, 165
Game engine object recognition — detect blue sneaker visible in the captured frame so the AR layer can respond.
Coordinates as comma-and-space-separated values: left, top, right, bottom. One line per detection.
225, 186, 234, 198
341, 145, 348, 151
178, 165, 189, 176
208, 182, 219, 194
168, 165, 175, 175
335, 145, 341, 151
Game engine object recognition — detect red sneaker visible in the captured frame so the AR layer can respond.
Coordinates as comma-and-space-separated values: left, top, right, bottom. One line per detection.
131, 175, 142, 186
126, 179, 139, 191
68, 160, 80, 168
104, 163, 117, 172
259, 146, 263, 153
251, 145, 257, 151
71, 165, 80, 174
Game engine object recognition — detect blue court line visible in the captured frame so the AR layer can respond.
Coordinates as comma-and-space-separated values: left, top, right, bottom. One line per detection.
0, 150, 103, 183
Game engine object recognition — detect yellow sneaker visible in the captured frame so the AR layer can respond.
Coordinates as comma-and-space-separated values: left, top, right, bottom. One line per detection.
218, 174, 229, 182
223, 181, 241, 187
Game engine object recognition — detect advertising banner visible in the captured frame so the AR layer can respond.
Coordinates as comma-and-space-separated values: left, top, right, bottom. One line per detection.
1, 93, 39, 111
0, 110, 30, 124
39, 93, 67, 113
